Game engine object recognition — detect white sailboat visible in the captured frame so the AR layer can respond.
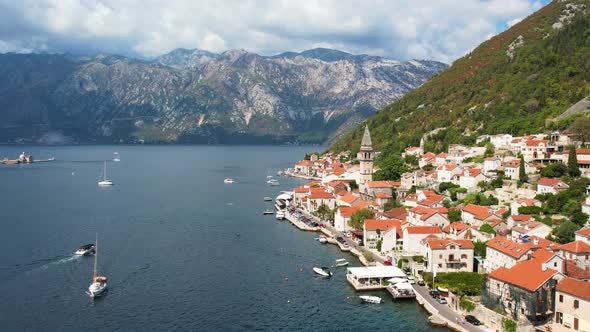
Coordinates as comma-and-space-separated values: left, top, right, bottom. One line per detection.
98, 161, 114, 186
87, 235, 108, 298
112, 152, 120, 162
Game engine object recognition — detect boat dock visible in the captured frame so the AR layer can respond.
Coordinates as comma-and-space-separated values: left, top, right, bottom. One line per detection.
345, 266, 406, 291
386, 283, 416, 300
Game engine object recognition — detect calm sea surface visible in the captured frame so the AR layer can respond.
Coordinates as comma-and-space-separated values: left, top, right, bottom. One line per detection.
0, 145, 442, 331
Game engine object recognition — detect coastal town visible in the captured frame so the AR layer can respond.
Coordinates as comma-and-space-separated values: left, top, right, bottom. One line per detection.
280, 125, 590, 332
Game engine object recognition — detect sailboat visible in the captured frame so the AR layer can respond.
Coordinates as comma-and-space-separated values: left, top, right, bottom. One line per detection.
97, 161, 114, 186
112, 152, 120, 162
87, 234, 108, 298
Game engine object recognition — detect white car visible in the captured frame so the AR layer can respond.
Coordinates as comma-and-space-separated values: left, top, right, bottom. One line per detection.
407, 276, 416, 284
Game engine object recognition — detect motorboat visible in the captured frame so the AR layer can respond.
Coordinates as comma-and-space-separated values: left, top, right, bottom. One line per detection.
97, 161, 114, 186
275, 211, 285, 220
268, 179, 280, 186
335, 259, 349, 267
313, 266, 333, 278
75, 244, 95, 256
224, 178, 234, 184
112, 152, 120, 162
359, 295, 382, 304
87, 235, 108, 298
263, 197, 273, 201
318, 236, 328, 244
263, 209, 274, 215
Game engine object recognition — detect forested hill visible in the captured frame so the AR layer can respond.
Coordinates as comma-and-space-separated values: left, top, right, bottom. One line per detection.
330, 0, 590, 156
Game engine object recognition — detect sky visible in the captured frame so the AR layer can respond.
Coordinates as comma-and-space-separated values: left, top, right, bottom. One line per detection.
0, 0, 551, 63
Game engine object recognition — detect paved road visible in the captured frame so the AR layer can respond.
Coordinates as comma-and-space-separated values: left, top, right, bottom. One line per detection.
412, 284, 488, 332
291, 208, 386, 264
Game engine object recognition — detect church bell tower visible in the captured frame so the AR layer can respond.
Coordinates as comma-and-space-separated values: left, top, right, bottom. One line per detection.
357, 125, 374, 187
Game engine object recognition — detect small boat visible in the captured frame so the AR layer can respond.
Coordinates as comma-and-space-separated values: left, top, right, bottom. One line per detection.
75, 244, 95, 256
313, 266, 333, 278
263, 210, 274, 215
112, 152, 120, 162
266, 175, 273, 179
268, 179, 280, 186
335, 258, 349, 267
97, 161, 114, 186
87, 235, 107, 298
359, 295, 382, 304
263, 197, 273, 201
224, 178, 234, 184
275, 211, 285, 220
318, 236, 328, 244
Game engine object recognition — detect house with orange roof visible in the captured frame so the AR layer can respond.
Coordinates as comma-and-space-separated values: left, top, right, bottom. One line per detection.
575, 227, 590, 244
419, 152, 436, 168
337, 192, 361, 207
436, 164, 461, 183
507, 214, 535, 229
522, 139, 551, 162
362, 181, 399, 205
461, 204, 503, 227
403, 146, 423, 157
333, 201, 370, 232
556, 241, 590, 272
407, 206, 449, 228
400, 169, 436, 192
537, 177, 569, 195
294, 159, 315, 176
554, 277, 590, 332
403, 190, 445, 208
485, 235, 558, 273
459, 167, 487, 192
402, 226, 442, 254
382, 207, 408, 221
504, 158, 522, 180
510, 198, 541, 216
434, 152, 449, 166
306, 188, 335, 213
485, 252, 565, 325
421, 238, 474, 273
363, 219, 405, 254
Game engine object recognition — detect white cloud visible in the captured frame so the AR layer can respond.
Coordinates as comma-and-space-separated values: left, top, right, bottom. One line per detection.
0, 0, 546, 62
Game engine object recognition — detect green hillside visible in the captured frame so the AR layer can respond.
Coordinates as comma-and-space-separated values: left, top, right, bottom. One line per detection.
330, 0, 590, 156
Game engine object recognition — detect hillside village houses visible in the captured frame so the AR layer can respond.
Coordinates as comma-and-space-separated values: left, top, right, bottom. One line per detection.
286, 126, 590, 329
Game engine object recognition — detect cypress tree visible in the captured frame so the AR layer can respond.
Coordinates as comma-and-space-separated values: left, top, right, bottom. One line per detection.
519, 155, 528, 184
567, 145, 581, 177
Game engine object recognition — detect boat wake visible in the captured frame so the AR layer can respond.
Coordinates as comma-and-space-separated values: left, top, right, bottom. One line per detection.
24, 254, 81, 275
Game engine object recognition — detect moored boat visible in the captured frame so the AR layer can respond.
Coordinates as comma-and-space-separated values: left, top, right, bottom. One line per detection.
313, 266, 333, 277
359, 295, 382, 304
97, 161, 114, 186
75, 244, 95, 256
318, 236, 328, 244
263, 209, 274, 215
224, 178, 234, 184
263, 197, 273, 201
268, 179, 280, 186
335, 258, 349, 267
275, 211, 285, 220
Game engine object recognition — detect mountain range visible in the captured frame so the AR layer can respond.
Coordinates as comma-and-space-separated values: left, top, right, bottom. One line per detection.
0, 48, 446, 144
331, 0, 590, 156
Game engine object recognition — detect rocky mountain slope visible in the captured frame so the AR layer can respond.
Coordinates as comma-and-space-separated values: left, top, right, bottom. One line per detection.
0, 48, 446, 144
331, 0, 590, 156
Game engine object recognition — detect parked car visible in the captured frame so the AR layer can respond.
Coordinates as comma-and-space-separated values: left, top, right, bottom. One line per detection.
336, 236, 345, 243
436, 297, 447, 304
429, 290, 439, 298
417, 278, 425, 286
465, 315, 481, 326
407, 276, 415, 284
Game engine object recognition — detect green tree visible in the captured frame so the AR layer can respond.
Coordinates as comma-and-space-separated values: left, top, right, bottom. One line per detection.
449, 210, 462, 222
567, 145, 581, 177
502, 319, 517, 332
518, 206, 542, 215
348, 208, 375, 230
572, 212, 589, 226
474, 241, 487, 257
484, 143, 495, 157
540, 162, 567, 178
373, 155, 411, 181
383, 200, 402, 211
479, 224, 496, 234
376, 239, 383, 252
570, 116, 590, 145
518, 155, 528, 184
550, 221, 580, 244
316, 204, 331, 220
404, 154, 419, 166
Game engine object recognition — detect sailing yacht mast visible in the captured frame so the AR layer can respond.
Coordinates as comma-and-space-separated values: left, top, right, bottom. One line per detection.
93, 234, 98, 282
103, 161, 107, 182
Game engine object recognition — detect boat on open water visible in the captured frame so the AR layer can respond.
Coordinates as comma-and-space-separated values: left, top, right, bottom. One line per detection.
313, 266, 333, 278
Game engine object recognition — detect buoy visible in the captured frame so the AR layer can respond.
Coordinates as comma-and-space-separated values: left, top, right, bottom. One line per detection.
284, 277, 289, 282
287, 300, 290, 303
299, 268, 303, 272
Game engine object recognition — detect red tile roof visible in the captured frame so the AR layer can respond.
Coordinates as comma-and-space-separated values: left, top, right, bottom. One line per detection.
559, 241, 590, 253
511, 214, 534, 222
424, 238, 474, 249
463, 168, 482, 177
382, 207, 408, 221
438, 164, 458, 171
576, 148, 590, 155
418, 194, 445, 207
462, 204, 494, 220
442, 222, 470, 234
308, 191, 334, 199
489, 259, 560, 292
538, 177, 567, 188
406, 226, 442, 234
486, 236, 558, 259
410, 206, 448, 221
525, 139, 549, 147
339, 193, 360, 204
294, 186, 309, 193
557, 277, 590, 301
375, 192, 393, 199
367, 181, 400, 188
296, 160, 313, 166
338, 206, 361, 218
565, 260, 590, 280
364, 219, 402, 232
575, 228, 590, 238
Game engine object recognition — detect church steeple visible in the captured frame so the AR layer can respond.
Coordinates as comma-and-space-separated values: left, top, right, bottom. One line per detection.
361, 125, 373, 149
357, 124, 374, 187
